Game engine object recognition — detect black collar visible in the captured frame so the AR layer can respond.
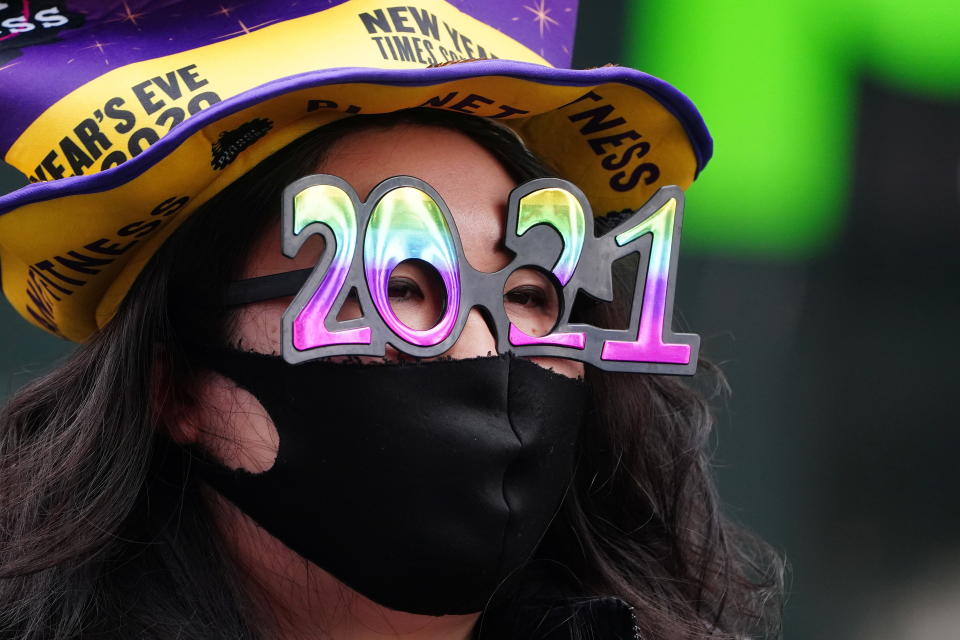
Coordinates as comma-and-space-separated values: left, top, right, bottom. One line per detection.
474, 562, 640, 639
476, 595, 640, 639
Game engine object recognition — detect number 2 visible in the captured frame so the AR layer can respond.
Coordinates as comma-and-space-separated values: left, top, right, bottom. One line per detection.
508, 187, 588, 350
288, 184, 371, 351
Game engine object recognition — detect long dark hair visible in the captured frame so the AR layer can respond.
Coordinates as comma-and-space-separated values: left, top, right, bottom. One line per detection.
0, 109, 783, 639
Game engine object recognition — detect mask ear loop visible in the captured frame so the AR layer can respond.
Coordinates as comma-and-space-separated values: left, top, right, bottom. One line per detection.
222, 268, 312, 306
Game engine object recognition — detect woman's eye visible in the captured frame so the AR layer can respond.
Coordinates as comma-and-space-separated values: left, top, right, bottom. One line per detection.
504, 285, 548, 309
387, 277, 424, 303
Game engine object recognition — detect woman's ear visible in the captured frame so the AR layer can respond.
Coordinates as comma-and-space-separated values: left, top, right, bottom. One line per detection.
150, 346, 200, 446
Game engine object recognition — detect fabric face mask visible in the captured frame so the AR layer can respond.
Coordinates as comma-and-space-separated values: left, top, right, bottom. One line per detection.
192, 349, 587, 616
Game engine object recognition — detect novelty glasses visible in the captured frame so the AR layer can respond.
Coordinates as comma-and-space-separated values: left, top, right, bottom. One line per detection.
224, 176, 700, 374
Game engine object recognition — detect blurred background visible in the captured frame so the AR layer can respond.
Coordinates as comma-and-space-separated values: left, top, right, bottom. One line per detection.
1, 1, 958, 638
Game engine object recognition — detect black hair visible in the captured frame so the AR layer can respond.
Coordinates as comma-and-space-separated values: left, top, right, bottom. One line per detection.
0, 109, 783, 639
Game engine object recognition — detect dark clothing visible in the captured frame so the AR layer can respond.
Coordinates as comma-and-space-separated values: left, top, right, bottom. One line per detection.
478, 595, 640, 639
476, 563, 640, 639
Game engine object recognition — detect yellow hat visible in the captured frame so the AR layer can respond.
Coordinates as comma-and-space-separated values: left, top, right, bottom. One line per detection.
0, 0, 711, 342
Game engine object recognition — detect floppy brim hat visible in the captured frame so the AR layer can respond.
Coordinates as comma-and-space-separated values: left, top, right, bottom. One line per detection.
0, 0, 711, 342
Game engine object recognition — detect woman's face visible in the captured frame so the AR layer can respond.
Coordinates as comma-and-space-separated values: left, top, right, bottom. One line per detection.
176, 122, 584, 637
184, 122, 584, 471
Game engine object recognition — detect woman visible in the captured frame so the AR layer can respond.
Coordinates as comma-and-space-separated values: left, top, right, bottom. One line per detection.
1, 107, 781, 639
0, 2, 783, 639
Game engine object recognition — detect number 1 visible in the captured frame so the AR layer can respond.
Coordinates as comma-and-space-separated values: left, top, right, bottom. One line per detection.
601, 197, 691, 364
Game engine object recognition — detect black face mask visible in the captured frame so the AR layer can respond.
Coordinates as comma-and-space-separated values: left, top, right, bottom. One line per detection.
190, 350, 587, 616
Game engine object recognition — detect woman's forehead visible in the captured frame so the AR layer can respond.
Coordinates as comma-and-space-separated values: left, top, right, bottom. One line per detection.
248, 123, 516, 278
316, 123, 514, 201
